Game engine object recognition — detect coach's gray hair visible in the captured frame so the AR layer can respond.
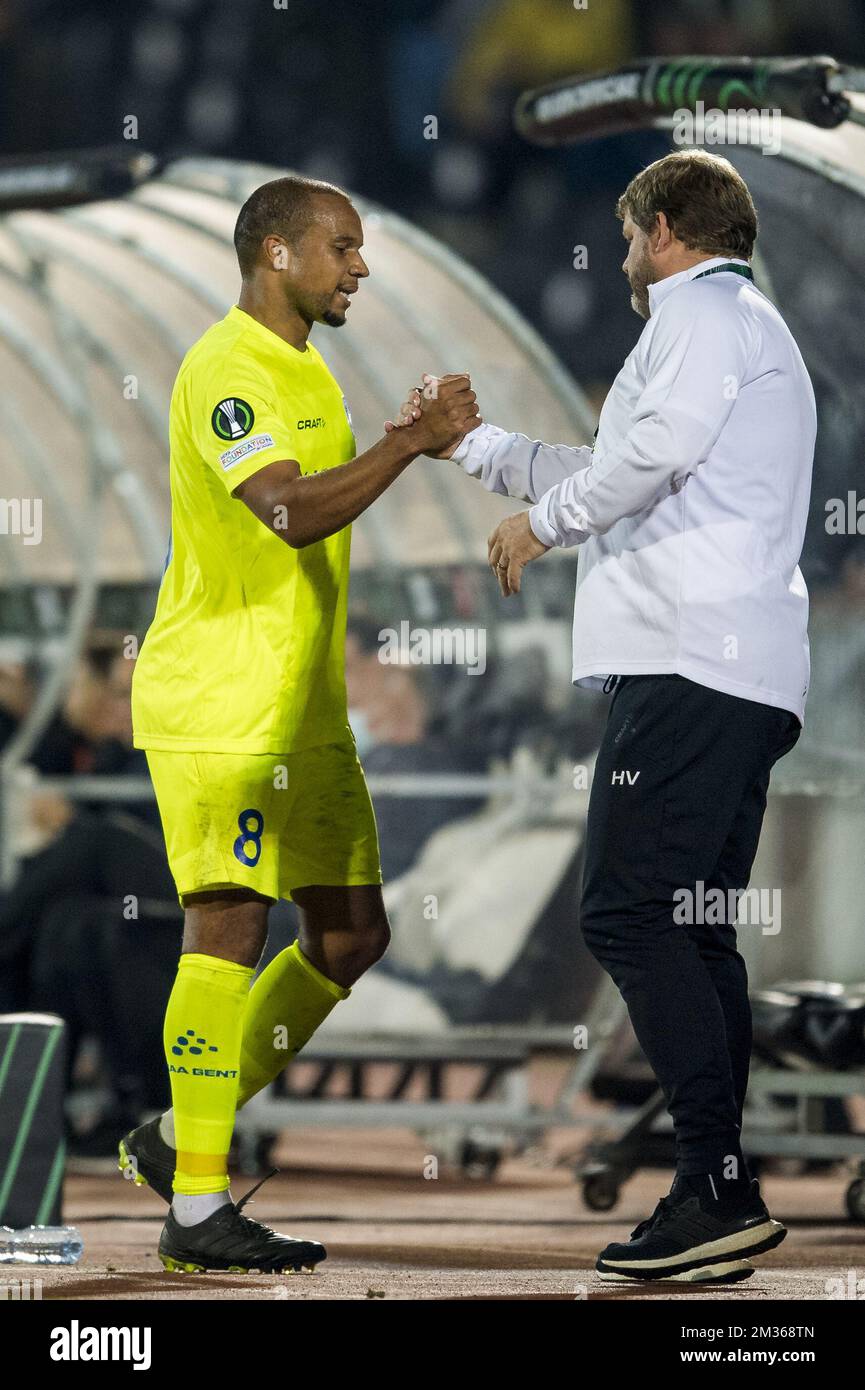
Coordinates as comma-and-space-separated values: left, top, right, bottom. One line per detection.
616, 150, 758, 259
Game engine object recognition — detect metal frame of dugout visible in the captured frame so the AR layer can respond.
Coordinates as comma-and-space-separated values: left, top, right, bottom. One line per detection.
3, 57, 865, 1209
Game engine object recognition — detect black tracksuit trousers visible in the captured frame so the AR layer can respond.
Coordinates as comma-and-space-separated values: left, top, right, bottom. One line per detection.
580, 674, 800, 1176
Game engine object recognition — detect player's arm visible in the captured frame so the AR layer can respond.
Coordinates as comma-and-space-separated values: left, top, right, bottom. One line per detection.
236, 375, 479, 548
387, 383, 593, 503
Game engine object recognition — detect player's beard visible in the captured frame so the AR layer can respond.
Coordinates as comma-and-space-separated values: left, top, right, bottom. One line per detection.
628, 246, 656, 321
320, 286, 350, 329
301, 288, 348, 330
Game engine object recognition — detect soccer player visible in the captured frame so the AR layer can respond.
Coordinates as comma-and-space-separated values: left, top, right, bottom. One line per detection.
393, 151, 814, 1283
122, 175, 479, 1274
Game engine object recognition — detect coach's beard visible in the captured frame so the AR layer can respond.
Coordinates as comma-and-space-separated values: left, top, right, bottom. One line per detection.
628, 254, 656, 321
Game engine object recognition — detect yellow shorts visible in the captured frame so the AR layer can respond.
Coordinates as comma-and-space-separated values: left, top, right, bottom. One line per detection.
145, 740, 382, 908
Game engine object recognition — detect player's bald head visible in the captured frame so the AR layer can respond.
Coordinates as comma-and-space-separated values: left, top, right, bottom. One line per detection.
234, 175, 351, 277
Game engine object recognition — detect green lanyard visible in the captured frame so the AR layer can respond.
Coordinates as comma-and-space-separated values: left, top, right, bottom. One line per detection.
692, 262, 754, 282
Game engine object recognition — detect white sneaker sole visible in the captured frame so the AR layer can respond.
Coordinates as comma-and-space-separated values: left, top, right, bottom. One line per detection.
598, 1258, 755, 1284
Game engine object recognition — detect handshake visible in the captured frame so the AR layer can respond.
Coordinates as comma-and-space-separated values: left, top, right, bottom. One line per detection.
383, 373, 549, 597
384, 374, 481, 459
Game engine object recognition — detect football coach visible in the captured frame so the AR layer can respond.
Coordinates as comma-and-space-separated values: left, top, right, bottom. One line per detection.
392, 149, 816, 1283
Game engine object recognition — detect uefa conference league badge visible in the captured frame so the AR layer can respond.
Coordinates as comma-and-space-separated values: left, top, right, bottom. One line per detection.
211, 397, 255, 441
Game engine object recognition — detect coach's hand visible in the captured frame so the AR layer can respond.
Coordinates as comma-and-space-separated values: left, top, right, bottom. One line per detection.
384, 374, 480, 457
487, 512, 549, 597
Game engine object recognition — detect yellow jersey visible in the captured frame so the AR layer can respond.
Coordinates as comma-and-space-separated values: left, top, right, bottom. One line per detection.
132, 305, 356, 754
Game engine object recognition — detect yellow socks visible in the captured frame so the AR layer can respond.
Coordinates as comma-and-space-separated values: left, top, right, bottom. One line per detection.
163, 953, 254, 1195
236, 941, 350, 1109
161, 942, 350, 1178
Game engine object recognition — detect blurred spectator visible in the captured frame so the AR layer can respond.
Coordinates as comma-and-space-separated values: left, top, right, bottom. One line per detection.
0, 631, 181, 1148
1, 631, 127, 770
345, 616, 484, 881
0, 633, 162, 854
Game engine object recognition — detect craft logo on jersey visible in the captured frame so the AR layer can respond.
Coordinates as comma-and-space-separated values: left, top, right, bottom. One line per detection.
212, 397, 255, 441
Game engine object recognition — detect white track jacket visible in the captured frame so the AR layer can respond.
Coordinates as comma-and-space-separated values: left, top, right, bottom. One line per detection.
452, 257, 816, 723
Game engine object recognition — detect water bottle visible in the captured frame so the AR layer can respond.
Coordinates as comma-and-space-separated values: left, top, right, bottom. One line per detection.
0, 1226, 83, 1265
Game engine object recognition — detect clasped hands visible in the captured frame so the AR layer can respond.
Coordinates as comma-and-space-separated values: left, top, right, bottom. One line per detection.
385, 374, 549, 596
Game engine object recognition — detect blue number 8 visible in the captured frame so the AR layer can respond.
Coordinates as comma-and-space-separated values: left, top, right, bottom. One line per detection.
233, 808, 263, 866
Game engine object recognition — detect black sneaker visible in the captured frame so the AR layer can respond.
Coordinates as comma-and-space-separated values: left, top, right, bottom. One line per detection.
158, 1175, 326, 1274
596, 1178, 785, 1282
118, 1117, 175, 1203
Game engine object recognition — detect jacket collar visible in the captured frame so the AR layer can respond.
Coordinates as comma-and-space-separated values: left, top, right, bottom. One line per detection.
648, 256, 751, 316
